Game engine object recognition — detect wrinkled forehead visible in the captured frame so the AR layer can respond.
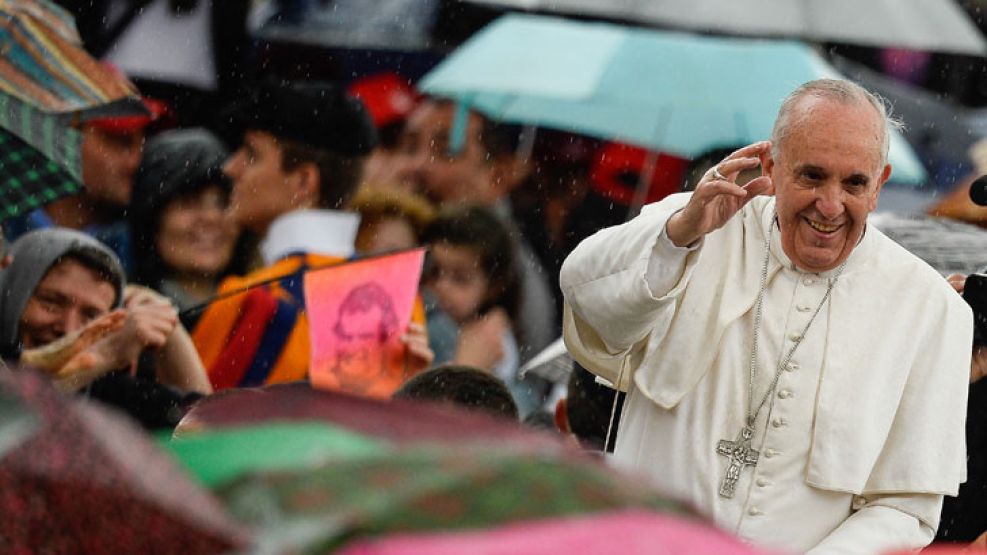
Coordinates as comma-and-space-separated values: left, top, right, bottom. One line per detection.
779, 98, 885, 169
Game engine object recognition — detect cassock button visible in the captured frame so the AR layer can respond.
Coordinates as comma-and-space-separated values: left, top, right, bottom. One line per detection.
803, 277, 815, 286
788, 333, 802, 342
772, 417, 787, 428
748, 507, 763, 516
763, 448, 778, 458
796, 304, 812, 312
786, 362, 799, 372
756, 478, 771, 487
778, 389, 793, 399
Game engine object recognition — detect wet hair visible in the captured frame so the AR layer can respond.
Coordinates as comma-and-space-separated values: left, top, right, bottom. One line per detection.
280, 138, 368, 210
772, 78, 902, 166
225, 80, 375, 210
54, 246, 125, 307
566, 364, 623, 452
130, 128, 251, 287
394, 364, 519, 421
423, 205, 521, 320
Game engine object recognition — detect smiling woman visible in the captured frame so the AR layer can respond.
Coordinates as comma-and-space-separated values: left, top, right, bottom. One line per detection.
129, 128, 252, 321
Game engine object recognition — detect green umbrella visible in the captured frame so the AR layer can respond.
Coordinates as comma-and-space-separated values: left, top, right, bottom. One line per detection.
0, 127, 81, 221
179, 436, 691, 552
164, 422, 387, 489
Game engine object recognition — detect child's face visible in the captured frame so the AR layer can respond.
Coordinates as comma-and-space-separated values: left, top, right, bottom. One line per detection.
427, 242, 490, 324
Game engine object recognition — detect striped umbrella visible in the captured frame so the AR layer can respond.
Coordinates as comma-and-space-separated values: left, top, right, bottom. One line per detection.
0, 0, 146, 220
0, 0, 142, 116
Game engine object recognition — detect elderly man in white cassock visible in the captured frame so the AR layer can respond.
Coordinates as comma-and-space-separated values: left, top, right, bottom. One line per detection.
560, 78, 973, 554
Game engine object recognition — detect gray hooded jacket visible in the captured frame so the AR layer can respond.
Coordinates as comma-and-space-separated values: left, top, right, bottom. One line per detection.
0, 228, 125, 356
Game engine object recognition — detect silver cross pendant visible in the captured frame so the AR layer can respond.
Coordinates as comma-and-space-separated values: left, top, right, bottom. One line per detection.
716, 425, 759, 498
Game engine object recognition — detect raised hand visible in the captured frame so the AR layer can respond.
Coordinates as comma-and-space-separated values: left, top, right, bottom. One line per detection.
122, 285, 179, 352
667, 141, 774, 247
401, 322, 435, 377
20, 310, 127, 377
453, 307, 510, 371
53, 286, 179, 388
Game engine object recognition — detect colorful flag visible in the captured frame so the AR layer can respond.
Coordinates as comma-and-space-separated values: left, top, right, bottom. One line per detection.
304, 249, 426, 398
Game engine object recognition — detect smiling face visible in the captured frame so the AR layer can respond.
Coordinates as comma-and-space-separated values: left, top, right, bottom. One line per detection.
156, 185, 239, 278
426, 242, 490, 324
19, 258, 116, 349
766, 96, 891, 272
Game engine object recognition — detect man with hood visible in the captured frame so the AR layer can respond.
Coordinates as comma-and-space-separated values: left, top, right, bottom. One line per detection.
0, 228, 211, 427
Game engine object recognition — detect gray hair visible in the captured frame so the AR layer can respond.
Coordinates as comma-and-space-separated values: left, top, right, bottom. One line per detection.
771, 78, 903, 166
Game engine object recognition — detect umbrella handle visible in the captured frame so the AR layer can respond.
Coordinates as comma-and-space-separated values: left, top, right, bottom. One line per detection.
627, 150, 659, 219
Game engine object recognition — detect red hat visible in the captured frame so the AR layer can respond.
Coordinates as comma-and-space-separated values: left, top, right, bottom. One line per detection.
86, 97, 168, 135
348, 72, 418, 128
589, 142, 689, 206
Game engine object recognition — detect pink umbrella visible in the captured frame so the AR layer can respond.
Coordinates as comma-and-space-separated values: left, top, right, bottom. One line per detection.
177, 382, 568, 453
338, 509, 778, 555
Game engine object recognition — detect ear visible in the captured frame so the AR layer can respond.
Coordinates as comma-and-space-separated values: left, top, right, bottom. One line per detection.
760, 145, 775, 177
870, 163, 892, 211
289, 161, 322, 208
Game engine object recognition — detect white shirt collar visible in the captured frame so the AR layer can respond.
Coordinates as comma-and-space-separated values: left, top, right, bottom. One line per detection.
259, 209, 361, 265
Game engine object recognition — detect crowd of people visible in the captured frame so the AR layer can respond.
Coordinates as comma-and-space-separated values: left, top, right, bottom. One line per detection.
5, 1, 987, 553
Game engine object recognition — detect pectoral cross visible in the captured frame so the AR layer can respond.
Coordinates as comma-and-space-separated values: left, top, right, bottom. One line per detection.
716, 425, 759, 499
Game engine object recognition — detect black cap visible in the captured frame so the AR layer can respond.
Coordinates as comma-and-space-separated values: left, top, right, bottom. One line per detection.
227, 80, 378, 157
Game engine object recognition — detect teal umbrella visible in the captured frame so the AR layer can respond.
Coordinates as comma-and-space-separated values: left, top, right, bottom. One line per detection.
420, 14, 927, 185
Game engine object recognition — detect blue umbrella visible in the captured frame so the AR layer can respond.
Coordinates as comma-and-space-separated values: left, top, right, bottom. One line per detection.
420, 14, 926, 185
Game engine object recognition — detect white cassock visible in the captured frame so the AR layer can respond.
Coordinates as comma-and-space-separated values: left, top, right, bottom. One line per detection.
560, 194, 972, 554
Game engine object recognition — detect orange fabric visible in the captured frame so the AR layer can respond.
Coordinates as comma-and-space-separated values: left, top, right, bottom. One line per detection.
206, 288, 277, 390
192, 254, 343, 387
266, 312, 312, 384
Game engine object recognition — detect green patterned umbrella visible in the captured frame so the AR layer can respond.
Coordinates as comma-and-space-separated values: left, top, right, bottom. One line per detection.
167, 425, 691, 553
0, 127, 80, 221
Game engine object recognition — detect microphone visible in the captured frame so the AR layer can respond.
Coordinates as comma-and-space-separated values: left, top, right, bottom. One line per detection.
971, 175, 987, 206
